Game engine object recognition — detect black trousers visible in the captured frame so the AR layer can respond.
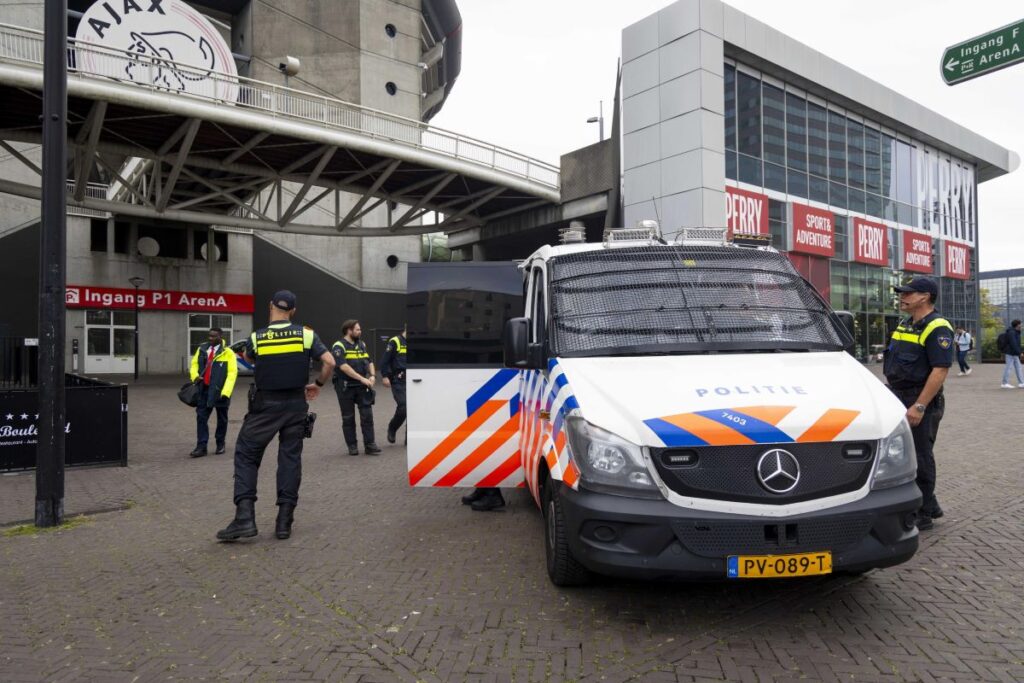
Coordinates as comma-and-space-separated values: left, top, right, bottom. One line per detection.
196, 391, 229, 448
388, 380, 406, 434
335, 381, 375, 447
891, 387, 944, 515
232, 402, 306, 506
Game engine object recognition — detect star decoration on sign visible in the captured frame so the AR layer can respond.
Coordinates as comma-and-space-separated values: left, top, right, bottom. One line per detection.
19, 413, 29, 420
34, 414, 39, 419
4, 414, 12, 421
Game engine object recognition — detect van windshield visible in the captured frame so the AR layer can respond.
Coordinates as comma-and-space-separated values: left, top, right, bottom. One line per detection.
547, 244, 846, 357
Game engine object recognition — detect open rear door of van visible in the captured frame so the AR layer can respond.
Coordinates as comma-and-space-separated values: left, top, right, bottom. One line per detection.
406, 262, 525, 488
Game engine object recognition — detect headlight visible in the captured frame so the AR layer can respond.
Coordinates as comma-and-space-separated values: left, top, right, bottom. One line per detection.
565, 417, 661, 498
871, 418, 917, 489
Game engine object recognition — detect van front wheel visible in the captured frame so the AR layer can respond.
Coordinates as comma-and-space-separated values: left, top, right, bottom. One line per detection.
542, 479, 590, 587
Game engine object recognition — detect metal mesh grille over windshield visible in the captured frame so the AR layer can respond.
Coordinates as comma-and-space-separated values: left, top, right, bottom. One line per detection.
548, 245, 844, 357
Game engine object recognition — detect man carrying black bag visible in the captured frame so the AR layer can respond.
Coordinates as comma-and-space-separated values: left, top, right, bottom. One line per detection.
331, 319, 381, 456
216, 290, 335, 542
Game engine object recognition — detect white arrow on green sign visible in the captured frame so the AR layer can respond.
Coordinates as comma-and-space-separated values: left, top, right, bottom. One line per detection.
941, 19, 1024, 85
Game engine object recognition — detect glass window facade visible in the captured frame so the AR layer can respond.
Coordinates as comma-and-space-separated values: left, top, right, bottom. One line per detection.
723, 61, 981, 363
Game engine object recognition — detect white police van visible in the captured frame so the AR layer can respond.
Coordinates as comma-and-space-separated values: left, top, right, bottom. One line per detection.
406, 225, 920, 585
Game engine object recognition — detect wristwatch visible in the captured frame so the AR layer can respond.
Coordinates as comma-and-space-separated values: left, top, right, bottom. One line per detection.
913, 403, 926, 414
314, 379, 325, 387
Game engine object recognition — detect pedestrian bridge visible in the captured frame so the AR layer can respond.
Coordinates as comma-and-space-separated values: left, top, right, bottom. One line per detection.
0, 22, 560, 236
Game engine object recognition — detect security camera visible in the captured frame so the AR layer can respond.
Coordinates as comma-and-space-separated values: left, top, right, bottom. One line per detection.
278, 56, 300, 77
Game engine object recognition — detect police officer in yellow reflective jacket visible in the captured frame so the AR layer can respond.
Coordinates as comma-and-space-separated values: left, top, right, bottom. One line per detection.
380, 324, 407, 444
217, 290, 335, 542
883, 277, 953, 531
188, 326, 237, 457
332, 319, 381, 455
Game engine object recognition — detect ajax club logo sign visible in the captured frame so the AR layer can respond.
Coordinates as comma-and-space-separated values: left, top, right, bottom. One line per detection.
74, 0, 239, 102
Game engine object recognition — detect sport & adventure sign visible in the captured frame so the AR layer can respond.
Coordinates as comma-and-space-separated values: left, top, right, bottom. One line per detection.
942, 241, 971, 280
941, 20, 1024, 85
65, 285, 254, 313
851, 218, 889, 267
901, 232, 933, 274
789, 203, 834, 258
725, 186, 769, 238
74, 0, 239, 101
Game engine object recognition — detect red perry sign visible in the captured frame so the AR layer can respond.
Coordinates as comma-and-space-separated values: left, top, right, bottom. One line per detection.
852, 218, 889, 266
902, 232, 933, 273
65, 285, 254, 313
725, 186, 769, 237
942, 241, 970, 280
790, 203, 835, 257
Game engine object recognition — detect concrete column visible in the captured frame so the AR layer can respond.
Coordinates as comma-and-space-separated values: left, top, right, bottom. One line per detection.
621, 0, 726, 240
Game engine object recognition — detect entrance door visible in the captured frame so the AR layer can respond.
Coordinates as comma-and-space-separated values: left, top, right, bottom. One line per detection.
84, 309, 135, 374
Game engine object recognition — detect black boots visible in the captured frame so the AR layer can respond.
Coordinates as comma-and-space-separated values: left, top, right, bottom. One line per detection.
365, 444, 382, 455
215, 443, 226, 455
190, 446, 207, 458
347, 445, 359, 456
275, 503, 295, 540
461, 488, 486, 505
216, 499, 257, 541
386, 428, 396, 444
470, 488, 506, 512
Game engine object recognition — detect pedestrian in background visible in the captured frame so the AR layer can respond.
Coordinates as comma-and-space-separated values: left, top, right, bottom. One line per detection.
953, 326, 972, 376
883, 277, 953, 531
999, 319, 1023, 389
217, 290, 335, 542
380, 324, 407, 445
189, 326, 237, 458
332, 320, 381, 455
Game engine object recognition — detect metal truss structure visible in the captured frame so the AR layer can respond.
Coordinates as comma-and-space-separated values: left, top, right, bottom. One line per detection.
0, 23, 560, 236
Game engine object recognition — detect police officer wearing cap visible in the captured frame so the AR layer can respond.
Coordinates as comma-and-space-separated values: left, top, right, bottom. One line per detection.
216, 290, 335, 542
380, 324, 407, 444
883, 277, 953, 531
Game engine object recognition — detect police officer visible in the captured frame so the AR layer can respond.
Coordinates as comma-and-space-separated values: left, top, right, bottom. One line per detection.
380, 324, 407, 444
332, 319, 381, 456
883, 277, 953, 531
216, 290, 335, 542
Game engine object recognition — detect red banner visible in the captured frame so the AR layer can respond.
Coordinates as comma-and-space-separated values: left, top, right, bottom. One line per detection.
942, 241, 970, 280
65, 285, 254, 313
790, 203, 835, 257
725, 186, 769, 238
901, 231, 933, 273
852, 218, 889, 266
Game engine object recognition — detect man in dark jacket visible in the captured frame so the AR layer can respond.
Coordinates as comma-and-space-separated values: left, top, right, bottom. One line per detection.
380, 324, 407, 445
189, 327, 238, 457
1001, 319, 1023, 388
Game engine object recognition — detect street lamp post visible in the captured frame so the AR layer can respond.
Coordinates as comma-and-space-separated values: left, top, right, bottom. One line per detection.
129, 276, 144, 381
587, 101, 605, 142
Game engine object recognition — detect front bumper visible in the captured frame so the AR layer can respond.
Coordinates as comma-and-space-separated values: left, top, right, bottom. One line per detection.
559, 483, 921, 580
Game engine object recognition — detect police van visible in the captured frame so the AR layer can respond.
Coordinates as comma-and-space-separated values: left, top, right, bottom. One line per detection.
406, 225, 920, 585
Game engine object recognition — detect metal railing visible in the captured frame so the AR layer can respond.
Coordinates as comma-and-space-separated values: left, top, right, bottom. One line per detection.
0, 23, 560, 191
65, 181, 109, 217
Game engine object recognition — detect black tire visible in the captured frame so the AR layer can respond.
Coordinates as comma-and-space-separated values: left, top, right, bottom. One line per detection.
542, 478, 591, 587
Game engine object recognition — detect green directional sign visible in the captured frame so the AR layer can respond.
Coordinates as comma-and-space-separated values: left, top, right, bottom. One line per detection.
942, 20, 1024, 85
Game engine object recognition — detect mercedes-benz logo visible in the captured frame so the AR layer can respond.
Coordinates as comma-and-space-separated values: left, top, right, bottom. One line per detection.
757, 449, 801, 494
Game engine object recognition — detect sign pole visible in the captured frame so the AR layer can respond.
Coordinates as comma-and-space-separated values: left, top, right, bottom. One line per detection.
36, 0, 68, 527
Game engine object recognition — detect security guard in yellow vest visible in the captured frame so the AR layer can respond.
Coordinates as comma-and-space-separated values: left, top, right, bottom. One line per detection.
332, 319, 381, 455
188, 326, 238, 457
883, 277, 953, 531
217, 290, 335, 542
380, 324, 407, 444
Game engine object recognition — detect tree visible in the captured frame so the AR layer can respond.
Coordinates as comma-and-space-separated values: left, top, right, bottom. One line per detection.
978, 286, 1004, 361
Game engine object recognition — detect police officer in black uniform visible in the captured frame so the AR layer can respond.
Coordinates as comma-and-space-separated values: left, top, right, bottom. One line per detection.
883, 277, 953, 531
380, 324, 407, 444
332, 319, 381, 456
216, 290, 335, 542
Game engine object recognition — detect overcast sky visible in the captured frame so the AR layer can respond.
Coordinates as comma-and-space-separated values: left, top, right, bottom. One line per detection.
430, 0, 1023, 273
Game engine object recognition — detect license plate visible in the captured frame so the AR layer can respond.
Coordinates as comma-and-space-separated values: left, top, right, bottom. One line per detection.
727, 551, 832, 578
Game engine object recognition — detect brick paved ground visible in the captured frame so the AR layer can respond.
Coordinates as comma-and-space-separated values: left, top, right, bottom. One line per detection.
1, 364, 1022, 682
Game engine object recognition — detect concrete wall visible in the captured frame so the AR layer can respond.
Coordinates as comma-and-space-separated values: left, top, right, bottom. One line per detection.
621, 0, 725, 238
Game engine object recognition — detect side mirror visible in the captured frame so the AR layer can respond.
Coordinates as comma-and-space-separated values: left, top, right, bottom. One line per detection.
503, 318, 542, 369
833, 310, 856, 355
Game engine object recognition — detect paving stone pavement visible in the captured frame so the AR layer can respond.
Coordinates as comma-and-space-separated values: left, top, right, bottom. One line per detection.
1, 364, 1022, 682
